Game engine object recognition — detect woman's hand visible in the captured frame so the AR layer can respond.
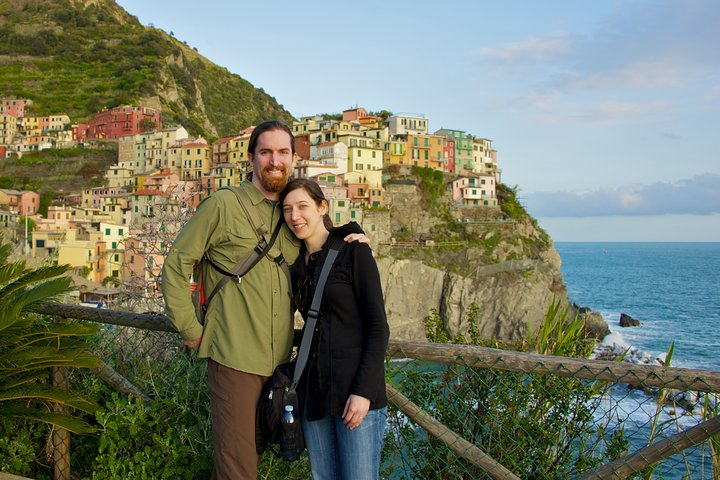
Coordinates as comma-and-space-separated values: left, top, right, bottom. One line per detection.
342, 394, 371, 430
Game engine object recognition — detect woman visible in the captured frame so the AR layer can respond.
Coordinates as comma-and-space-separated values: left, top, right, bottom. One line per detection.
280, 178, 389, 480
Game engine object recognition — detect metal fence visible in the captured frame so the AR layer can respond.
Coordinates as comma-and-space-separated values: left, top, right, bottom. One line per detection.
35, 304, 720, 480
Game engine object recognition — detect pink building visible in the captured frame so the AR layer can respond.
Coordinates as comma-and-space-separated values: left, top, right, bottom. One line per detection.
444, 139, 456, 173
0, 98, 31, 118
294, 133, 311, 160
72, 123, 90, 141
19, 191, 40, 215
76, 106, 161, 141
452, 175, 497, 207
342, 107, 368, 122
0, 189, 40, 215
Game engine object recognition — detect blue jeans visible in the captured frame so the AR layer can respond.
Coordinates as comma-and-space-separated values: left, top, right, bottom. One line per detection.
302, 407, 387, 480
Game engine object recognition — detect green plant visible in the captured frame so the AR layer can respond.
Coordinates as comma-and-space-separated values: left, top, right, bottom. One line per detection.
390, 300, 626, 478
640, 341, 696, 480
497, 183, 525, 221
0, 236, 100, 434
411, 166, 446, 208
90, 393, 212, 479
702, 392, 720, 477
73, 345, 309, 479
0, 417, 48, 476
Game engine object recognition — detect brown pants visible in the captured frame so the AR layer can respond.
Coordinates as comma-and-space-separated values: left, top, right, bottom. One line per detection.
207, 359, 268, 480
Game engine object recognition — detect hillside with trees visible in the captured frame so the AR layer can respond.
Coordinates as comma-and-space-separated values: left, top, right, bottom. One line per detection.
0, 0, 293, 138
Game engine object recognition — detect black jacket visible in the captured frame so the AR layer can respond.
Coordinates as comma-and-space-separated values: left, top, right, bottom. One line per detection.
293, 224, 389, 421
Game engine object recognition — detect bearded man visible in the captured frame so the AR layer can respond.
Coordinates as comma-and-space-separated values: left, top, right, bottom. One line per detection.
163, 121, 301, 479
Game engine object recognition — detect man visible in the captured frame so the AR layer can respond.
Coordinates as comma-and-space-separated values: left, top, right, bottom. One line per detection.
162, 120, 304, 479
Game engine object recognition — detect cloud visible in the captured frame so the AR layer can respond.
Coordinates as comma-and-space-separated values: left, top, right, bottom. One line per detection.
707, 85, 720, 101
660, 132, 683, 140
471, 1, 720, 122
524, 174, 720, 217
473, 34, 571, 64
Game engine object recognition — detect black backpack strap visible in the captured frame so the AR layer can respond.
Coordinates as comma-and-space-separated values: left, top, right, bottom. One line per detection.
291, 238, 344, 390
203, 217, 284, 310
223, 185, 293, 298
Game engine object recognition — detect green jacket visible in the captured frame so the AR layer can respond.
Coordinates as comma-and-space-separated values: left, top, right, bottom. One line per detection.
162, 181, 301, 376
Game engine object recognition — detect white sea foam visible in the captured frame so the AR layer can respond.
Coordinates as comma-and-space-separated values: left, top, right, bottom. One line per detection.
601, 329, 629, 349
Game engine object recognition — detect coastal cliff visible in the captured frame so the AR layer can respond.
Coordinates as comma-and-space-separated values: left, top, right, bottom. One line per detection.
372, 171, 609, 343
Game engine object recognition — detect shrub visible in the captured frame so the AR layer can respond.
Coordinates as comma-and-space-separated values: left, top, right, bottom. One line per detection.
387, 301, 627, 478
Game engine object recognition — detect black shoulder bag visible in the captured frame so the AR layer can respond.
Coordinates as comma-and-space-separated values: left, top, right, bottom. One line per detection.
255, 240, 343, 461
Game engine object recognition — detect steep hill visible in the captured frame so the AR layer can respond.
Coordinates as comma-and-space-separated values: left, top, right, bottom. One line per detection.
0, 0, 293, 137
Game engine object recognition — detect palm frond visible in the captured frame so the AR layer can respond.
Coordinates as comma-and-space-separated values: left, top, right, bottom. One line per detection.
0, 262, 29, 286
1, 403, 97, 434
0, 385, 100, 414
0, 238, 99, 436
0, 240, 13, 265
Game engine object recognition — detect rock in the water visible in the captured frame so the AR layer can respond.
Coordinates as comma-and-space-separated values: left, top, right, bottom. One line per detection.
619, 313, 641, 327
582, 311, 611, 339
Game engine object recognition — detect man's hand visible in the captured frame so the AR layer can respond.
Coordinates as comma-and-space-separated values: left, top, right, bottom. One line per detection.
342, 394, 371, 430
344, 233, 370, 245
184, 336, 202, 349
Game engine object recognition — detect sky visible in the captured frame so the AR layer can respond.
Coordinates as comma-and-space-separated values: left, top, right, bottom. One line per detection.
115, 0, 720, 241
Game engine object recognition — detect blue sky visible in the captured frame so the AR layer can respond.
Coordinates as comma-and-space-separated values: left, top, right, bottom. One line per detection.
115, 0, 720, 241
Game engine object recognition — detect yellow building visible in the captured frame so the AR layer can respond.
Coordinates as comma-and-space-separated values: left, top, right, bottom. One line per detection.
227, 130, 253, 177
472, 137, 500, 178
428, 134, 447, 172
337, 132, 384, 179
1, 114, 18, 144
293, 116, 323, 135
178, 141, 211, 181
385, 139, 408, 166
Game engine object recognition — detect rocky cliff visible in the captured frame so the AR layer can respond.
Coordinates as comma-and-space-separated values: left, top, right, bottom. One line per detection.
373, 172, 608, 344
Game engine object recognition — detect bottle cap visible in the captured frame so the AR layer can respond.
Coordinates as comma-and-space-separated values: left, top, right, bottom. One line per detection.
284, 405, 294, 412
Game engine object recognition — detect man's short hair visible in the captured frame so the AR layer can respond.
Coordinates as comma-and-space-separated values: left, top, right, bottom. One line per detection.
247, 120, 295, 157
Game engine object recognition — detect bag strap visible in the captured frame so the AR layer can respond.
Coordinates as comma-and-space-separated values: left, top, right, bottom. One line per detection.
291, 238, 344, 390
222, 186, 293, 296
203, 217, 284, 310
224, 186, 270, 242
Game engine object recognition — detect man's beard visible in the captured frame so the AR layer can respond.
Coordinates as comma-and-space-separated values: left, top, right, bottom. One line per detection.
258, 165, 290, 193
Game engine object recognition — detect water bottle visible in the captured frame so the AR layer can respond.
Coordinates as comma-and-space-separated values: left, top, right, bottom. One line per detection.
280, 404, 300, 461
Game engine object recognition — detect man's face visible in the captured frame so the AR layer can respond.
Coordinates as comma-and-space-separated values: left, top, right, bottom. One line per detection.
249, 129, 296, 199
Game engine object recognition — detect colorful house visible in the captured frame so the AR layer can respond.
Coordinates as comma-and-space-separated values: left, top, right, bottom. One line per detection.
388, 114, 429, 136
0, 98, 31, 118
0, 189, 40, 215
435, 128, 473, 175
76, 105, 161, 140
452, 175, 498, 207
178, 140, 211, 181
0, 114, 17, 144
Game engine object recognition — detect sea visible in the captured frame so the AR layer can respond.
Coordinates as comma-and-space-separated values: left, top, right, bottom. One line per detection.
556, 242, 720, 479
555, 242, 720, 372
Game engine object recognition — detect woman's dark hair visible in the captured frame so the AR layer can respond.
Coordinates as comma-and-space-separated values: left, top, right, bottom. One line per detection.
247, 120, 295, 157
280, 178, 333, 231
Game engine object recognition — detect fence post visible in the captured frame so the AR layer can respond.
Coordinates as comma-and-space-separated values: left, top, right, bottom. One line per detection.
51, 314, 70, 480
51, 365, 70, 480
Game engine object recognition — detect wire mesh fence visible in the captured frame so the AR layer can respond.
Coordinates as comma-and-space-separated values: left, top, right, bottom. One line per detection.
383, 342, 720, 479
35, 304, 720, 480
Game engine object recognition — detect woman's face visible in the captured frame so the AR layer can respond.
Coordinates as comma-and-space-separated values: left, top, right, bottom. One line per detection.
282, 188, 328, 242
